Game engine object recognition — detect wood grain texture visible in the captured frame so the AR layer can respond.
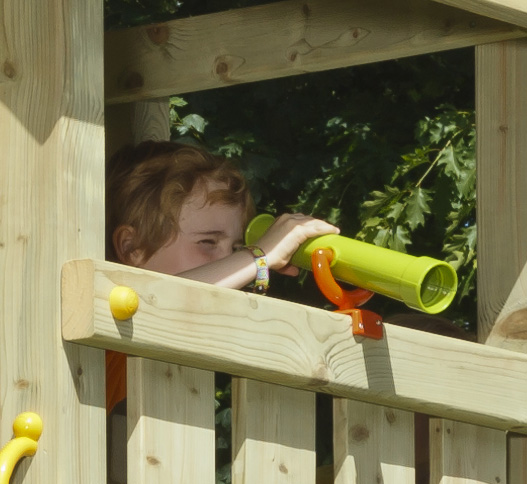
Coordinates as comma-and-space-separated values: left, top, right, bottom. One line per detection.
429, 419, 506, 483
132, 98, 170, 145
433, 0, 527, 29
127, 358, 215, 483
232, 378, 316, 483
62, 258, 527, 434
508, 433, 527, 484
0, 1, 106, 483
104, 0, 527, 104
333, 399, 415, 484
476, 39, 527, 348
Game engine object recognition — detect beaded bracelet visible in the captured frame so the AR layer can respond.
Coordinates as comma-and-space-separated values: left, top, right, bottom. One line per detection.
244, 245, 269, 294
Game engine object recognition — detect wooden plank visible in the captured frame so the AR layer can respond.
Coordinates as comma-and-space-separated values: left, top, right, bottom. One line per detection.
475, 39, 527, 348
131, 98, 171, 145
0, 1, 106, 483
429, 419, 506, 483
104, 0, 526, 104
333, 399, 414, 484
232, 378, 316, 483
509, 434, 527, 484
127, 358, 215, 483
62, 258, 527, 434
432, 0, 527, 29
476, 39, 527, 484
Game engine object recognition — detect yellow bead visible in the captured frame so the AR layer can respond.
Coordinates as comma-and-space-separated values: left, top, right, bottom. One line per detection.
12, 412, 43, 441
109, 286, 139, 320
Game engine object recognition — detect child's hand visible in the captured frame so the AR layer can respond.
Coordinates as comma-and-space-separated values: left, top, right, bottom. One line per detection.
256, 213, 339, 276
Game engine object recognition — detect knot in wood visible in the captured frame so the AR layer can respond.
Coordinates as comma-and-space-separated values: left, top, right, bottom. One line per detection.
147, 455, 161, 466
147, 25, 170, 45
497, 308, 527, 339
3, 61, 16, 79
213, 55, 245, 83
350, 424, 369, 442
384, 409, 396, 424
215, 61, 229, 76
123, 71, 144, 90
15, 379, 30, 390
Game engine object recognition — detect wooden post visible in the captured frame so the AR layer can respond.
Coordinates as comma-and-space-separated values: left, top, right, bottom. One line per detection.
333, 400, 415, 484
476, 37, 527, 483
476, 39, 527, 349
232, 378, 316, 483
0, 1, 106, 483
429, 420, 506, 483
127, 358, 215, 483
425, 38, 527, 484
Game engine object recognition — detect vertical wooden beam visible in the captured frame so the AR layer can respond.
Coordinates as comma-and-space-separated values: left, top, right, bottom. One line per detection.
232, 378, 316, 483
429, 420, 506, 483
0, 1, 106, 482
509, 433, 527, 484
476, 39, 527, 346
105, 99, 170, 158
132, 98, 171, 145
127, 358, 215, 483
333, 399, 415, 484
476, 37, 527, 484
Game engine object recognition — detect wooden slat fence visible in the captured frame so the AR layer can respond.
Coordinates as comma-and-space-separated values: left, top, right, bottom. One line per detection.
62, 258, 527, 483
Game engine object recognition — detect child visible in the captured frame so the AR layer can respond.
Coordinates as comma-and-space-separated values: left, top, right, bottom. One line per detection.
105, 140, 340, 412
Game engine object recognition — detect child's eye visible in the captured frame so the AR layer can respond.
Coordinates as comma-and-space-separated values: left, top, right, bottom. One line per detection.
198, 239, 217, 247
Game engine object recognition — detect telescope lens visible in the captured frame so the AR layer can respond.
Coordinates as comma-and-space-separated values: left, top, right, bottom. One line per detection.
420, 265, 457, 312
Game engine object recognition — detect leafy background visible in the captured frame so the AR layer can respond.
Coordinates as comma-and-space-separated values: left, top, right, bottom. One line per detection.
105, 1, 477, 481
171, 55, 476, 331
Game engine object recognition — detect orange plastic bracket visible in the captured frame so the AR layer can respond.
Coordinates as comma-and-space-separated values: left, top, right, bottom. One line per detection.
311, 248, 384, 339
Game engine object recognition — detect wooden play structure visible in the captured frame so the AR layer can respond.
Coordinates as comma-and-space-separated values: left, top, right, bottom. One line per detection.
2, 0, 527, 482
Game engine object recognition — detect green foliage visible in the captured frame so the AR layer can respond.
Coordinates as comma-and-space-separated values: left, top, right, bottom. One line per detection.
165, 52, 477, 331
356, 107, 476, 313
104, 0, 182, 28
169, 97, 208, 139
104, 0, 281, 29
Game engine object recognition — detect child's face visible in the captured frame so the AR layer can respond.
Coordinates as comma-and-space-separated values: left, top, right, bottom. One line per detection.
139, 181, 245, 275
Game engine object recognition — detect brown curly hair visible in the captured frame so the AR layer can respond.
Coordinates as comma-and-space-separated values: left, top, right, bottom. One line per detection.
106, 140, 255, 264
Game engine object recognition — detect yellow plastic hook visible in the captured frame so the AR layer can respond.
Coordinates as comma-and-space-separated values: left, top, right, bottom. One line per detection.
0, 412, 43, 484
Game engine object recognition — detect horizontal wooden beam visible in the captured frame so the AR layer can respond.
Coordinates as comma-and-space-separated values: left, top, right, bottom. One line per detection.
432, 0, 527, 29
63, 259, 527, 434
104, 0, 527, 104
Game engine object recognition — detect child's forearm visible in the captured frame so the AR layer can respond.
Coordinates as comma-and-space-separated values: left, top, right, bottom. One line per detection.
176, 249, 257, 289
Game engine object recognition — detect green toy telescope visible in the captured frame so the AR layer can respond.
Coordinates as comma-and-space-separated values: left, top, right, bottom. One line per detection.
245, 214, 457, 314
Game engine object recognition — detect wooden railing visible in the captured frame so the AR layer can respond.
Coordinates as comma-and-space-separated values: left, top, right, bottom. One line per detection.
62, 259, 527, 483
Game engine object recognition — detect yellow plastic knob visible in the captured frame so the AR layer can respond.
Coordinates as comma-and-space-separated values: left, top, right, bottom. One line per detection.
109, 286, 139, 320
0, 412, 43, 484
12, 412, 43, 441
